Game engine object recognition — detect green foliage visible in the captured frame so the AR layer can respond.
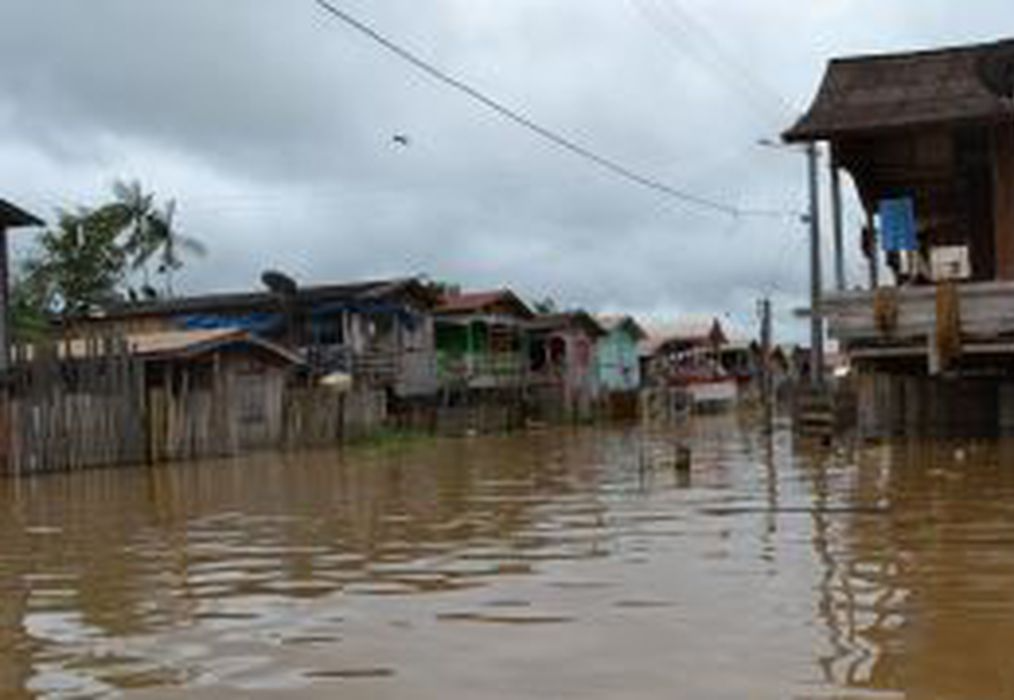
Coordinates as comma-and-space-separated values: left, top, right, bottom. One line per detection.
10, 274, 51, 342
24, 209, 127, 316
533, 297, 558, 314
93, 179, 206, 299
18, 180, 207, 321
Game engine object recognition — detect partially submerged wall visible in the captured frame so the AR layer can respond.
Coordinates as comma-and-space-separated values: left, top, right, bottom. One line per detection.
855, 372, 1009, 439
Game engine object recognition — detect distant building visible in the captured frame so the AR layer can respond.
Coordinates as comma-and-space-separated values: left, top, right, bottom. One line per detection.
639, 315, 727, 385
594, 314, 646, 393
433, 289, 533, 393
640, 315, 737, 409
75, 276, 439, 399
527, 311, 606, 421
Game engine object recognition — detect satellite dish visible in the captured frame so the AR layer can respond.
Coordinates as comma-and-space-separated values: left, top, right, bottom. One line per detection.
976, 41, 1014, 99
261, 270, 298, 296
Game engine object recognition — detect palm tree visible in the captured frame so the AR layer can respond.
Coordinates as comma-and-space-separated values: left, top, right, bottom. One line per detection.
148, 199, 206, 298
90, 179, 159, 295
92, 180, 205, 299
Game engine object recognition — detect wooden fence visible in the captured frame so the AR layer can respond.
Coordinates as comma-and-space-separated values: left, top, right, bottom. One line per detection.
1, 334, 395, 476
4, 337, 146, 475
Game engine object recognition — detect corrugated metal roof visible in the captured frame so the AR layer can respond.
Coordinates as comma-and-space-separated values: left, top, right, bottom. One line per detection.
785, 39, 1014, 142
436, 289, 534, 318
90, 277, 432, 321
640, 315, 726, 355
528, 311, 606, 337
129, 329, 304, 364
38, 329, 303, 365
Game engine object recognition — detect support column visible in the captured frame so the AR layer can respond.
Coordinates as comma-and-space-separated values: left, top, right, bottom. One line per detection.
830, 156, 846, 292
0, 227, 9, 376
807, 142, 825, 386
993, 122, 1014, 280
866, 211, 879, 290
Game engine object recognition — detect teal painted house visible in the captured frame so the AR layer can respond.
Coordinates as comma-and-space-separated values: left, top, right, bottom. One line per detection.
594, 315, 646, 393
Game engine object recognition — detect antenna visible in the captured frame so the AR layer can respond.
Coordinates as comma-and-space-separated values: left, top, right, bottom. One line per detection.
261, 270, 299, 296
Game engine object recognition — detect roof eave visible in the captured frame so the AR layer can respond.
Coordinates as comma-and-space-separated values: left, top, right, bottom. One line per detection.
0, 200, 44, 229
784, 112, 1013, 144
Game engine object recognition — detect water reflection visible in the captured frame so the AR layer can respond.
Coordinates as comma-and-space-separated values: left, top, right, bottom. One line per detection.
4, 421, 1014, 697
813, 439, 1014, 699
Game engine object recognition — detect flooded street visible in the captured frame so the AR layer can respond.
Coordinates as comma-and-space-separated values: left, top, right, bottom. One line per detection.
4, 417, 1014, 699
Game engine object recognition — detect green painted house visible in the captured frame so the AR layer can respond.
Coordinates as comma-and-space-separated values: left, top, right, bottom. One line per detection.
594, 315, 646, 393
434, 289, 533, 390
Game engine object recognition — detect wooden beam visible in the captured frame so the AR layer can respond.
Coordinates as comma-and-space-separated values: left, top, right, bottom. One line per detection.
0, 227, 9, 376
993, 122, 1014, 279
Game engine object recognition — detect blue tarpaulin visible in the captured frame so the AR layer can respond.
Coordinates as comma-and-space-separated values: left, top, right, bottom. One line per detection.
178, 313, 284, 334
879, 197, 918, 252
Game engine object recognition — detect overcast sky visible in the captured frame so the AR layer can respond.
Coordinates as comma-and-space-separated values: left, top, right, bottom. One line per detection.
0, 0, 1009, 340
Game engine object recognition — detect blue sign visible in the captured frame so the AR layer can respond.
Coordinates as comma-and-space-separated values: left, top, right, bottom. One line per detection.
879, 197, 917, 252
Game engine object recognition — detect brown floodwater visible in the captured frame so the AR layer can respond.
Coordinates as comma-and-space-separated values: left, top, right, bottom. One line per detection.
3, 416, 1014, 699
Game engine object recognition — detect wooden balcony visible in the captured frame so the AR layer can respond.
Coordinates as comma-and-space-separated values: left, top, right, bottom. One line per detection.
305, 344, 400, 386
822, 280, 1014, 369
437, 352, 526, 388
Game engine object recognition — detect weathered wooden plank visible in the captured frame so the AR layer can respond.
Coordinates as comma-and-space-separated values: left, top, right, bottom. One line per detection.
993, 123, 1014, 280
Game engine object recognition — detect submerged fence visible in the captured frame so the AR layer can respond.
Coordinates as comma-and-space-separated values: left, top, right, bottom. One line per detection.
0, 334, 392, 476
4, 337, 147, 475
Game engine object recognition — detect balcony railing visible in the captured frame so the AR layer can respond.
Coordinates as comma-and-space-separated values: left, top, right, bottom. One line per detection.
437, 352, 526, 386
823, 280, 1014, 367
825, 281, 1014, 339
305, 344, 400, 386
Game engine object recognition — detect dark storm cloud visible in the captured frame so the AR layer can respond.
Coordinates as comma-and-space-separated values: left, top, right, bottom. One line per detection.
0, 0, 1011, 340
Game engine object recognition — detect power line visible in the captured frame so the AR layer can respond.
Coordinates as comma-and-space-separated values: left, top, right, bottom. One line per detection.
314, 0, 760, 218
630, 0, 781, 127
642, 0, 795, 122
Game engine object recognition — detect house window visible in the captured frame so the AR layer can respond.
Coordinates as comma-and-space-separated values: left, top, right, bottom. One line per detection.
314, 314, 344, 346
549, 337, 567, 367
530, 339, 548, 371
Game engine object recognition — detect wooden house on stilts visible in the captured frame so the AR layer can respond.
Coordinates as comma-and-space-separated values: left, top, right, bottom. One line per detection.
785, 38, 1014, 437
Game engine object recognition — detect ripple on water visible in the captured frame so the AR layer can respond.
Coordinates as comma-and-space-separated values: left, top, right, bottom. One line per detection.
436, 611, 575, 625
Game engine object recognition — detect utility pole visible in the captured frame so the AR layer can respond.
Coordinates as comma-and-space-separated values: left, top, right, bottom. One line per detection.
807, 142, 825, 387
758, 297, 773, 431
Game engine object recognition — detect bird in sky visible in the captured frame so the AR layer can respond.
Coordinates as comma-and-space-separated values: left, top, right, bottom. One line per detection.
392, 134, 411, 147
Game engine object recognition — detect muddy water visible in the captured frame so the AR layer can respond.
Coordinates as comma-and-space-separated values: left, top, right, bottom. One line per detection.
3, 418, 1014, 699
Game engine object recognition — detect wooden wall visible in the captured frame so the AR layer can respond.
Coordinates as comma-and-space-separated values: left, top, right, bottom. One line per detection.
2, 342, 393, 475
993, 123, 1014, 280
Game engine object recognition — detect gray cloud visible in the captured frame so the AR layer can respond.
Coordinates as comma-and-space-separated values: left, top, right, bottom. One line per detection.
1, 0, 1010, 342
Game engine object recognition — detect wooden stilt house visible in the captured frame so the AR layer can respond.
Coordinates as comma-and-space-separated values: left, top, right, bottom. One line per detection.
785, 38, 1014, 435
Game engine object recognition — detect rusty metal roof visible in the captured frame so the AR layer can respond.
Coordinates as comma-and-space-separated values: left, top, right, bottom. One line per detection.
41, 329, 304, 365
436, 289, 534, 319
127, 328, 301, 364
784, 39, 1014, 142
640, 315, 727, 355
527, 311, 606, 338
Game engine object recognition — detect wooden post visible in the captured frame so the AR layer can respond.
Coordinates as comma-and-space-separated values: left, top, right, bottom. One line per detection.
866, 211, 880, 290
759, 297, 773, 432
807, 142, 825, 386
0, 226, 10, 377
830, 156, 846, 292
993, 121, 1014, 280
